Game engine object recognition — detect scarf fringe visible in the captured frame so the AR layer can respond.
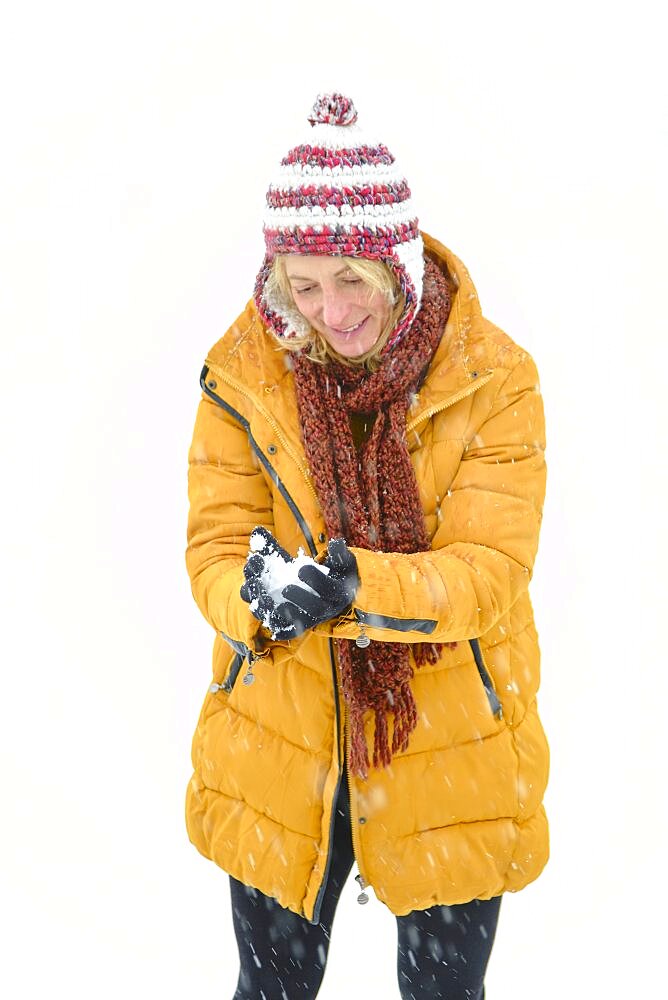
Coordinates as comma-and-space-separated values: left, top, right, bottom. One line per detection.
348, 680, 422, 779
349, 704, 370, 780
414, 641, 456, 666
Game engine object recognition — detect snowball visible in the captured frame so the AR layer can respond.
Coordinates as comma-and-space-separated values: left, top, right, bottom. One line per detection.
260, 547, 328, 604
246, 536, 331, 636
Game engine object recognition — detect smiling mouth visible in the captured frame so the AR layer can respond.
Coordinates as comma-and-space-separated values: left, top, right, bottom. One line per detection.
331, 317, 368, 336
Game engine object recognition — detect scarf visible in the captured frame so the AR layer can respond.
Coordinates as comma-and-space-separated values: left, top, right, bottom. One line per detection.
292, 257, 454, 778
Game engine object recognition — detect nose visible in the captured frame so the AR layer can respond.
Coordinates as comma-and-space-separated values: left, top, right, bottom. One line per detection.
321, 288, 351, 329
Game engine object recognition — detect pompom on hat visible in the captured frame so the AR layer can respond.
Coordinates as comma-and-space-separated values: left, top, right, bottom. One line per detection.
254, 93, 425, 349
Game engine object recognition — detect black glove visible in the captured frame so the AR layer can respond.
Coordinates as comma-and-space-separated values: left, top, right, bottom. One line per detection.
273, 538, 359, 640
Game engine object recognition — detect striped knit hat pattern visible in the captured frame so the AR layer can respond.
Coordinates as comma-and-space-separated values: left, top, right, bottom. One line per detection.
254, 93, 424, 349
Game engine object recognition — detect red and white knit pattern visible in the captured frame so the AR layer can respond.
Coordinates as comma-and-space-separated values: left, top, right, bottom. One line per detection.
255, 94, 424, 348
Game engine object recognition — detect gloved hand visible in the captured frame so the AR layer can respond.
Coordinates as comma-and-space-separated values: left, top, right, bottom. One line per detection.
240, 530, 359, 640
274, 538, 359, 640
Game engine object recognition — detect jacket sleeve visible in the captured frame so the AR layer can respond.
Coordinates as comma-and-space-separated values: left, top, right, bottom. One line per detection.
319, 353, 546, 645
185, 392, 272, 652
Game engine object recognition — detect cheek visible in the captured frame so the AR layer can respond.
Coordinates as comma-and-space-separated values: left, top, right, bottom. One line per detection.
294, 296, 317, 319
364, 289, 386, 311
369, 294, 390, 324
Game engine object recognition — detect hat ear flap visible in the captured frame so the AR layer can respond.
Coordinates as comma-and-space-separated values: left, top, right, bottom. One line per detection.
256, 256, 311, 341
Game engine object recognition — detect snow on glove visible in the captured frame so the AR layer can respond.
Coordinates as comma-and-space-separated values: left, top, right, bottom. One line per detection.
240, 527, 288, 601
275, 538, 359, 639
239, 527, 291, 623
246, 526, 292, 565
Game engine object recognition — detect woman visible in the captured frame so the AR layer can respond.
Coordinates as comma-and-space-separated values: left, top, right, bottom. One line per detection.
185, 93, 549, 999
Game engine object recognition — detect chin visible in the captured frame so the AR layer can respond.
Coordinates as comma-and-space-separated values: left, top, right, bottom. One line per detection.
338, 342, 367, 358
324, 329, 382, 360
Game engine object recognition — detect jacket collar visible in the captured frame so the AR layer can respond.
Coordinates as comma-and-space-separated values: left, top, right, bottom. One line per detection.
405, 232, 493, 426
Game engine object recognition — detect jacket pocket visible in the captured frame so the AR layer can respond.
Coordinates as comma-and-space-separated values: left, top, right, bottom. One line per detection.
208, 651, 244, 695
468, 638, 503, 720
209, 631, 253, 696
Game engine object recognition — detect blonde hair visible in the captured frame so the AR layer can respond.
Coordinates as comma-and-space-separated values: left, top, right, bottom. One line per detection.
265, 255, 406, 371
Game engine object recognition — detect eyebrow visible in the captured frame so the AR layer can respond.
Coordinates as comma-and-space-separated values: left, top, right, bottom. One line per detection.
286, 267, 353, 282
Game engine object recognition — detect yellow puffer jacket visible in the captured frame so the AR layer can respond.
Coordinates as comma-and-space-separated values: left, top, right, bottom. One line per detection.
185, 233, 549, 922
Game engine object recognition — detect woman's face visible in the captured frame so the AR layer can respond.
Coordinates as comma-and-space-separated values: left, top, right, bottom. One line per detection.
283, 256, 391, 359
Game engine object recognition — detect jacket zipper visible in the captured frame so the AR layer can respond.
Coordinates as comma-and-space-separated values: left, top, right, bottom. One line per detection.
202, 370, 347, 926
469, 638, 503, 719
208, 651, 244, 694
205, 363, 320, 505
345, 707, 370, 904
310, 642, 344, 925
405, 370, 494, 434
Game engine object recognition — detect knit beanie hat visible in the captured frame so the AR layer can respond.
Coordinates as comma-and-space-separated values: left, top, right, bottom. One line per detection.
254, 93, 424, 349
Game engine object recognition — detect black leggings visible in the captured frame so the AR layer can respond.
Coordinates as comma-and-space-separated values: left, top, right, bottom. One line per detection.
231, 772, 501, 999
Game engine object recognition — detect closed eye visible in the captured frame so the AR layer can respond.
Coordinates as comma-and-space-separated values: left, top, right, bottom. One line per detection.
291, 278, 362, 294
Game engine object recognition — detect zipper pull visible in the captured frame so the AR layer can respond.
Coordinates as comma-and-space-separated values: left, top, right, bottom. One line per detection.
355, 873, 369, 905
355, 624, 370, 648
242, 662, 255, 686
208, 682, 224, 693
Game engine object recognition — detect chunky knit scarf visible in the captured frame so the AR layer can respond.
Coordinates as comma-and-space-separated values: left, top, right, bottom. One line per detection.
292, 257, 454, 778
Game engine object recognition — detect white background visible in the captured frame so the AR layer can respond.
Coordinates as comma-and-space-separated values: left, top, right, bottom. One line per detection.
1, 1, 666, 997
